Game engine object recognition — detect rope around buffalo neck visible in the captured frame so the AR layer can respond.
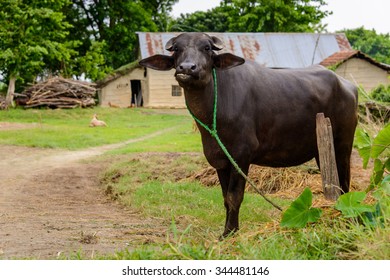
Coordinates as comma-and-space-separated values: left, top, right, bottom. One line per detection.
186, 68, 282, 212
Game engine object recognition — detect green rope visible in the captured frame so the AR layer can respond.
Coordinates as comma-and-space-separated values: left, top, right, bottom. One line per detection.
186, 68, 282, 212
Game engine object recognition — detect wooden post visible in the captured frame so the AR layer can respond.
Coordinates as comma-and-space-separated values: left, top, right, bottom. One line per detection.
316, 113, 341, 200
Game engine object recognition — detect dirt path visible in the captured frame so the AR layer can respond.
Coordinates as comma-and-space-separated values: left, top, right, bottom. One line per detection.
0, 128, 174, 259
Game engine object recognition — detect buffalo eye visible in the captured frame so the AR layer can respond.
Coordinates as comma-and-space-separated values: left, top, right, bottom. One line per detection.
204, 45, 211, 51
173, 46, 179, 52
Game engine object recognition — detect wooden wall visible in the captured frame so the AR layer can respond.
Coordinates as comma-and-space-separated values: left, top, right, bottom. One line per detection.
100, 68, 145, 107
100, 68, 186, 108
335, 58, 390, 92
146, 69, 185, 108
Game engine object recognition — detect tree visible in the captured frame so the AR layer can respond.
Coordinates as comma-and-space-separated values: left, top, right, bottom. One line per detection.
341, 27, 390, 65
0, 0, 76, 107
171, 6, 229, 32
228, 0, 330, 32
171, 0, 330, 32
67, 0, 178, 70
143, 0, 179, 31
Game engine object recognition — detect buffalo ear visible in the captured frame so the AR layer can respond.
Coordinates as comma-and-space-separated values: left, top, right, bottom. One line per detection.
213, 53, 245, 69
139, 55, 175, 71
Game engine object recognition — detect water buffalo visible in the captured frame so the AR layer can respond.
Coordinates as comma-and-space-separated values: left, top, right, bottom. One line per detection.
139, 32, 358, 237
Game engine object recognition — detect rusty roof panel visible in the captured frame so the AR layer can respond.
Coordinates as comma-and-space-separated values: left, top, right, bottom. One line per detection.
137, 32, 352, 68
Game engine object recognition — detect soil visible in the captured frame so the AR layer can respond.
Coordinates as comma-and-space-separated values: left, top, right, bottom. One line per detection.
0, 125, 173, 259
0, 122, 372, 259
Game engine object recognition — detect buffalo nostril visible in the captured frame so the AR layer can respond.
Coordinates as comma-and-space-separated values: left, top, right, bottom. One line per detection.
179, 62, 196, 71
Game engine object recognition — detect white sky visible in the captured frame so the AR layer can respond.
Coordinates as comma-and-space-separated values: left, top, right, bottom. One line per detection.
171, 0, 390, 34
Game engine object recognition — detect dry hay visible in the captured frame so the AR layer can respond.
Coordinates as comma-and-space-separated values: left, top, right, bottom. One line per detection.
191, 162, 322, 199
190, 150, 370, 204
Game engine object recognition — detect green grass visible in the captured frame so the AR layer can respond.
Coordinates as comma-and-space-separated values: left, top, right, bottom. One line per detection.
109, 121, 202, 153
99, 152, 389, 260
1, 107, 388, 260
0, 108, 197, 150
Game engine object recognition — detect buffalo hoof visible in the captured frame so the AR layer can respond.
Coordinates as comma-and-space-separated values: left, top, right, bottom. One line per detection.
219, 229, 238, 240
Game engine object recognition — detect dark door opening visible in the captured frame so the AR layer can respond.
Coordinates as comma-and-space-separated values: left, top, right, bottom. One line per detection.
130, 80, 143, 107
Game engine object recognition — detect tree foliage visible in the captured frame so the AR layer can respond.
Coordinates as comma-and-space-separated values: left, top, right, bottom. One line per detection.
171, 6, 229, 32
0, 0, 76, 102
0, 0, 75, 79
66, 0, 178, 71
171, 0, 330, 32
341, 27, 390, 65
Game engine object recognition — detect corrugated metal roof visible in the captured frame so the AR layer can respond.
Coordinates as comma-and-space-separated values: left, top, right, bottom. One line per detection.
137, 32, 352, 68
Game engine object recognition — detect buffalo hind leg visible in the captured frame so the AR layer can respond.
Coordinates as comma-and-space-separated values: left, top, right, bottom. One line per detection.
335, 149, 352, 194
334, 139, 354, 193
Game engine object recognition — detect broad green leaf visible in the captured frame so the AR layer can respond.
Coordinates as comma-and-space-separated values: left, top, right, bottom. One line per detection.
371, 123, 390, 159
373, 177, 390, 200
371, 159, 385, 186
384, 157, 390, 172
281, 188, 322, 228
307, 207, 322, 223
362, 203, 383, 228
335, 192, 374, 218
354, 128, 372, 168
382, 175, 390, 186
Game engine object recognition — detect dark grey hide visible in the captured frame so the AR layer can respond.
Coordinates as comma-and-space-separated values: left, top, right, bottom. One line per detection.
139, 32, 358, 237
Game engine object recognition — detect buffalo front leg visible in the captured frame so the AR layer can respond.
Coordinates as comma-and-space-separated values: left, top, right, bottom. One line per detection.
217, 164, 249, 238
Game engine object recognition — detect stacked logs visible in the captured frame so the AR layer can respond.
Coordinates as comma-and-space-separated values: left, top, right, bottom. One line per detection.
20, 77, 97, 109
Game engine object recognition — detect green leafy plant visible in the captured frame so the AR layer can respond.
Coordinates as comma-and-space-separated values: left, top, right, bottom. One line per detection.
282, 124, 389, 229
335, 192, 374, 217
354, 123, 390, 191
370, 84, 390, 103
281, 188, 322, 228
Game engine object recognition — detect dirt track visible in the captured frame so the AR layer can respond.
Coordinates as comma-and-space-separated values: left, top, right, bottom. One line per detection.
0, 129, 173, 259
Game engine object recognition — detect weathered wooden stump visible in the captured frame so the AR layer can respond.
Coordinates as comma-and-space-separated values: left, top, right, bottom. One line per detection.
316, 113, 341, 200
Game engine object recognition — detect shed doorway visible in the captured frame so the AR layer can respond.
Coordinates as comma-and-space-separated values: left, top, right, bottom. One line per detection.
130, 80, 143, 107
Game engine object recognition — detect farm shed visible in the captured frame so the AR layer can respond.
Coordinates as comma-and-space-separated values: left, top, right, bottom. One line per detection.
99, 32, 352, 108
320, 50, 390, 92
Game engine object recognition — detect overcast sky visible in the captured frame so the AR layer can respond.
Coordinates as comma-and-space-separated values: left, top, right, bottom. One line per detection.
171, 0, 390, 34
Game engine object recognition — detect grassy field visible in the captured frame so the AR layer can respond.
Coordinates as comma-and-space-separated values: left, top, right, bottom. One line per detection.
99, 153, 389, 260
0, 107, 200, 150
1, 107, 388, 260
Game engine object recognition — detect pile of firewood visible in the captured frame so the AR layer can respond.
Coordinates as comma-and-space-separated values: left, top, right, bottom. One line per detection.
20, 77, 97, 109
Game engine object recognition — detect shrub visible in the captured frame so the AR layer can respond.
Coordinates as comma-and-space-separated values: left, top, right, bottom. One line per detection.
370, 84, 390, 103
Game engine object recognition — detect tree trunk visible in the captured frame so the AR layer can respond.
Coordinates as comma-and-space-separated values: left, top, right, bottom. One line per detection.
5, 75, 16, 108
316, 113, 341, 200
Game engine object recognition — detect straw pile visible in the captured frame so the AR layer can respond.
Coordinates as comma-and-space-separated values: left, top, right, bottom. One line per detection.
191, 162, 323, 198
